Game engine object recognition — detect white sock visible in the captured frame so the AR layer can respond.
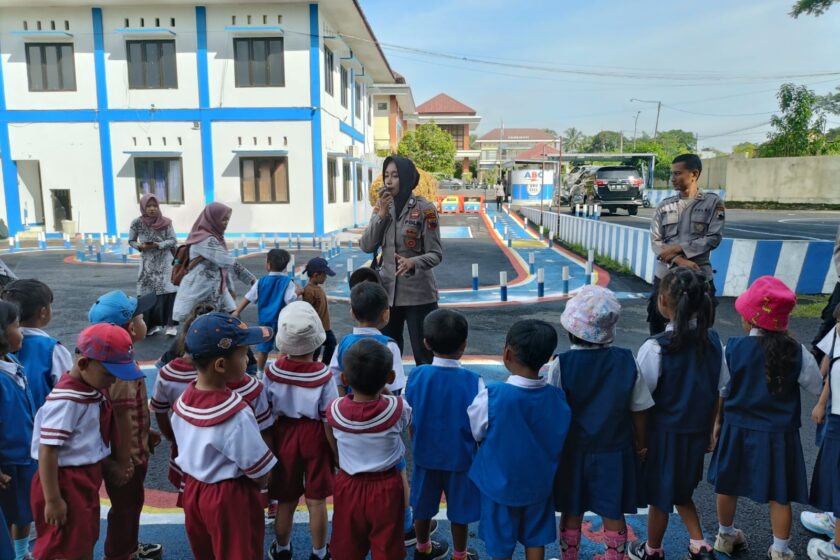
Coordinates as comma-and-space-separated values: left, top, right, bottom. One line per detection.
772, 536, 790, 552
312, 546, 327, 559
719, 524, 736, 536
273, 540, 291, 552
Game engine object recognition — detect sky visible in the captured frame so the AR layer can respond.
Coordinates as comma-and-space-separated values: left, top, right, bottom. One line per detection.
358, 0, 840, 151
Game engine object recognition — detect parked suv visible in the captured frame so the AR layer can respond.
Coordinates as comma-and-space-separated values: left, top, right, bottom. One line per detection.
568, 166, 644, 216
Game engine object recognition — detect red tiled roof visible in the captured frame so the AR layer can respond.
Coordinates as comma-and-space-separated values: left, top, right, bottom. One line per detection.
515, 143, 561, 160
478, 128, 557, 142
416, 93, 476, 115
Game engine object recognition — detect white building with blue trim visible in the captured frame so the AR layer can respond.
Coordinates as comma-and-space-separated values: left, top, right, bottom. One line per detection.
0, 0, 396, 238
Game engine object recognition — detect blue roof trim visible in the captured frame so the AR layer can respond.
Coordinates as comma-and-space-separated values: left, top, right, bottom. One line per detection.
339, 121, 364, 143
224, 25, 284, 33
114, 28, 176, 35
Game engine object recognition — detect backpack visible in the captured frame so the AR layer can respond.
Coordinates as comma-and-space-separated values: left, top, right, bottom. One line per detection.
171, 245, 204, 286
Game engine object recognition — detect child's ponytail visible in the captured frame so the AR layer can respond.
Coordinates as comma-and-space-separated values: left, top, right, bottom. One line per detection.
660, 267, 714, 357
757, 330, 799, 397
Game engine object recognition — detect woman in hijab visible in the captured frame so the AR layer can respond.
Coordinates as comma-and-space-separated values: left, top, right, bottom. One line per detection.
129, 193, 178, 335
171, 202, 256, 322
359, 156, 443, 365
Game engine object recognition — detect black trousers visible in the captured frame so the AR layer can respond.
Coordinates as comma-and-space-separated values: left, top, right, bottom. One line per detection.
495, 196, 503, 210
647, 276, 719, 336
811, 281, 840, 362
314, 329, 337, 365
381, 302, 438, 365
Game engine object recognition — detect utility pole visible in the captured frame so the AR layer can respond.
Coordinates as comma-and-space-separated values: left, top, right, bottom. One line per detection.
619, 131, 624, 154
633, 110, 641, 150
631, 98, 662, 140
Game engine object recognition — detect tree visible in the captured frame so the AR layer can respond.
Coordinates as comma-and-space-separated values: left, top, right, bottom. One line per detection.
759, 83, 829, 157
396, 122, 456, 175
633, 139, 671, 180
542, 128, 559, 138
586, 130, 625, 152
655, 129, 697, 153
732, 142, 759, 157
790, 0, 837, 17
816, 85, 840, 115
563, 127, 587, 152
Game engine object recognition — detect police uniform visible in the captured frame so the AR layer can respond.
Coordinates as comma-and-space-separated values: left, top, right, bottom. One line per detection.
648, 190, 725, 334
359, 194, 443, 365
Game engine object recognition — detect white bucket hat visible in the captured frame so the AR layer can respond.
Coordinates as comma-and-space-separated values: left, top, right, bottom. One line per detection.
275, 301, 326, 356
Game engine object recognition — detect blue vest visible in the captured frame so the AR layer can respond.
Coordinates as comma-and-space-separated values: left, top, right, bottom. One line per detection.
257, 274, 293, 326
724, 336, 803, 431
13, 334, 59, 411
650, 329, 722, 433
469, 382, 570, 506
336, 333, 395, 371
405, 364, 481, 471
0, 356, 36, 464
557, 347, 637, 450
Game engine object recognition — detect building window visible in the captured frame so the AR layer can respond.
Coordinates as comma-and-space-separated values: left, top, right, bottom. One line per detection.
368, 94, 372, 123
134, 158, 183, 204
327, 158, 338, 204
377, 102, 388, 111
25, 43, 76, 91
324, 47, 334, 96
240, 157, 289, 203
354, 82, 362, 120
340, 66, 348, 108
233, 37, 284, 87
342, 161, 351, 202
126, 40, 177, 89
439, 124, 465, 150
355, 163, 363, 201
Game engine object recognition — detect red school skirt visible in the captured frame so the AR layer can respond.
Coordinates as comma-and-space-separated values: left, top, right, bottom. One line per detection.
31, 463, 103, 560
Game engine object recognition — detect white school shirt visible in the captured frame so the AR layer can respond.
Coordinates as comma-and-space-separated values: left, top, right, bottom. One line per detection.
327, 395, 412, 475
546, 346, 655, 412
328, 327, 407, 393
30, 383, 110, 466
228, 374, 273, 430
20, 327, 74, 388
728, 328, 822, 398
171, 388, 277, 484
468, 375, 546, 443
263, 358, 339, 421
149, 359, 197, 414
243, 271, 298, 305
636, 323, 730, 394
817, 327, 840, 414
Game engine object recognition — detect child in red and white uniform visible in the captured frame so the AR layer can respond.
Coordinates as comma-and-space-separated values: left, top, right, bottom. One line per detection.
171, 312, 277, 560
326, 338, 412, 560
264, 301, 339, 560
30, 323, 144, 560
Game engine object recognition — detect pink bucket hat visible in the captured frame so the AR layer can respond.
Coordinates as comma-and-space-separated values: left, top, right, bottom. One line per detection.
735, 275, 796, 333
561, 285, 621, 344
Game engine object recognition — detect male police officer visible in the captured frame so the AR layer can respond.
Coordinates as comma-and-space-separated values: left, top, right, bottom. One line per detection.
648, 154, 725, 335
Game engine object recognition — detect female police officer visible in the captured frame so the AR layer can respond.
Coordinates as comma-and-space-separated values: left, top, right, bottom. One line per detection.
360, 155, 443, 365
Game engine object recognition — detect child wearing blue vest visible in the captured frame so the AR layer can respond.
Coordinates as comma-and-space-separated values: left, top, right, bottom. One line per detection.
810, 306, 840, 560
549, 286, 653, 560
234, 248, 298, 371
706, 276, 823, 560
0, 300, 37, 560
2, 279, 73, 411
468, 319, 571, 560
629, 268, 727, 560
406, 309, 482, 560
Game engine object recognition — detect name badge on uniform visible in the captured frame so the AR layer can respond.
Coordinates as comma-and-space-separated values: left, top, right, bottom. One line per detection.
405, 228, 419, 239
410, 209, 421, 220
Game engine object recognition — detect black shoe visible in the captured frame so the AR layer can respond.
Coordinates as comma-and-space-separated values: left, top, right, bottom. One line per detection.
414, 540, 449, 560
686, 546, 716, 560
309, 546, 331, 560
268, 541, 292, 560
405, 519, 439, 547
628, 541, 665, 560
133, 543, 163, 560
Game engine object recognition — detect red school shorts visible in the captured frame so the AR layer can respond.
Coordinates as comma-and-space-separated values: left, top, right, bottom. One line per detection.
31, 463, 103, 560
330, 468, 405, 560
182, 475, 265, 560
269, 416, 335, 502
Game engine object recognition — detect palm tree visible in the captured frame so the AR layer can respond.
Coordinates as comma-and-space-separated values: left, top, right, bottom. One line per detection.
563, 127, 586, 153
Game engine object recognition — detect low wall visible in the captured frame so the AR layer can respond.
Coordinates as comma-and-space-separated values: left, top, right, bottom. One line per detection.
725, 155, 840, 203
520, 207, 836, 296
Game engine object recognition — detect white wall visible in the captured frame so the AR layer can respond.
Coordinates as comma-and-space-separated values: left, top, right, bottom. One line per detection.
8, 123, 106, 233
103, 6, 200, 109
0, 6, 97, 110
206, 4, 310, 108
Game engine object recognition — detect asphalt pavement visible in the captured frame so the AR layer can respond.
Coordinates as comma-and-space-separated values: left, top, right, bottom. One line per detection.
2, 237, 834, 560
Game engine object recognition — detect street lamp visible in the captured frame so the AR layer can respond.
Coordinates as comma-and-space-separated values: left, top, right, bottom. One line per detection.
631, 98, 662, 140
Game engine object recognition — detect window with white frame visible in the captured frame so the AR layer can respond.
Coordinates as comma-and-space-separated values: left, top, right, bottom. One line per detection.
327, 158, 338, 204
25, 43, 76, 92
340, 66, 348, 108
354, 82, 362, 119
324, 47, 334, 96
126, 40, 177, 89
134, 158, 183, 204
342, 161, 352, 202
234, 37, 284, 87
355, 163, 363, 201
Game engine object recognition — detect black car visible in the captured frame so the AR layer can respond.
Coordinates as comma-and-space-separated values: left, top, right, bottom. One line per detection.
568, 165, 644, 216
